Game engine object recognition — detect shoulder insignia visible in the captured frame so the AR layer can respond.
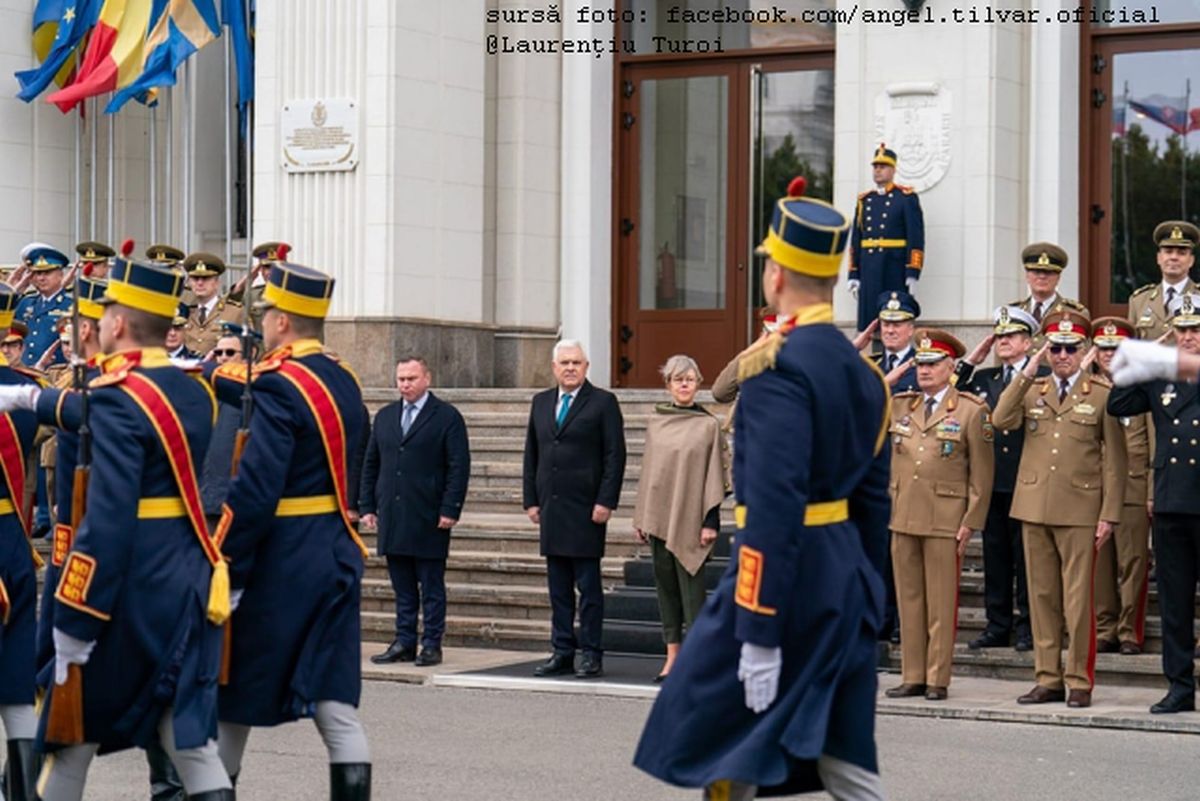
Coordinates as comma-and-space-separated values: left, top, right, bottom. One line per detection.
956, 391, 986, 406
1062, 298, 1085, 310
1090, 374, 1112, 388
11, 366, 49, 388
892, 390, 919, 399
1130, 284, 1156, 298
858, 189, 873, 200
224, 298, 243, 309
88, 370, 129, 389
896, 184, 915, 194
737, 332, 783, 382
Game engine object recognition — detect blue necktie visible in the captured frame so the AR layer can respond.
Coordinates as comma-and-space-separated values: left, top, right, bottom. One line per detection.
556, 394, 572, 429
402, 403, 416, 436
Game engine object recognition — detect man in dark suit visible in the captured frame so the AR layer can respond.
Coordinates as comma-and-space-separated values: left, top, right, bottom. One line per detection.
955, 305, 1044, 652
523, 340, 626, 679
360, 356, 470, 668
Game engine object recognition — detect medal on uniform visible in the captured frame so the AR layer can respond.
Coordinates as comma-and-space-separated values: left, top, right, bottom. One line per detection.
1028, 420, 1038, 432
1163, 384, 1178, 406
1075, 403, 1095, 415
1036, 397, 1046, 407
1120, 416, 1131, 427
901, 415, 911, 427
941, 441, 954, 457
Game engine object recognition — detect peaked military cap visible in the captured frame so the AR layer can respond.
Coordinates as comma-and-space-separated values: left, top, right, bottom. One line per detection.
76, 241, 115, 263
20, 242, 54, 266
1169, 293, 1200, 328
1154, 221, 1199, 250
0, 283, 20, 328
1090, 316, 1133, 348
913, 328, 965, 363
257, 262, 335, 319
76, 275, 108, 320
1022, 242, 1069, 273
2, 320, 28, 345
1041, 308, 1091, 344
755, 176, 849, 278
100, 258, 186, 319
877, 290, 920, 322
26, 246, 69, 272
992, 305, 1038, 336
252, 241, 291, 262
871, 143, 897, 167
145, 244, 185, 265
183, 252, 227, 278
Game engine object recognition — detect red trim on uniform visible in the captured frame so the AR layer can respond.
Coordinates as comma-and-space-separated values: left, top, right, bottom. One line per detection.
52, 524, 73, 567
1086, 549, 1099, 690
118, 373, 221, 568
0, 414, 30, 535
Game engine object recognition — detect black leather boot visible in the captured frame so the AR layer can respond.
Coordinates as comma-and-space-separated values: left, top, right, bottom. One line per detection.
330, 763, 371, 800
145, 739, 186, 801
5, 739, 40, 801
187, 790, 236, 800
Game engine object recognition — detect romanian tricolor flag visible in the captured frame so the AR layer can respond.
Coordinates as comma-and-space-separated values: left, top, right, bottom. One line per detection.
14, 0, 102, 102
46, 0, 154, 112
106, 0, 220, 113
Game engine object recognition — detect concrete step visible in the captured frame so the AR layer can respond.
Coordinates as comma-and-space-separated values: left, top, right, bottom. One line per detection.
464, 486, 643, 514
952, 607, 1168, 653
466, 436, 649, 463
364, 551, 627, 588
467, 461, 645, 492
360, 610, 548, 651
360, 578, 552, 621
359, 514, 651, 559
362, 388, 731, 419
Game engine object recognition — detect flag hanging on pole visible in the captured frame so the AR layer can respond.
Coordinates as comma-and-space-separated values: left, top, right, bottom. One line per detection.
1112, 101, 1126, 138
106, 0, 221, 113
221, 0, 253, 110
14, 0, 103, 102
46, 0, 155, 113
1128, 95, 1190, 135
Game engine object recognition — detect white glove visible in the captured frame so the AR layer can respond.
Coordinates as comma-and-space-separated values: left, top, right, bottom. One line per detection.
53, 627, 96, 686
737, 642, 782, 713
1111, 339, 1179, 386
230, 589, 244, 612
0, 384, 41, 413
847, 279, 860, 299
906, 277, 917, 294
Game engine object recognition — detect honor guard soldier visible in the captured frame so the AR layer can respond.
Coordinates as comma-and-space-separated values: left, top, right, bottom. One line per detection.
1108, 294, 1200, 713
993, 309, 1126, 709
182, 253, 241, 358
848, 144, 925, 331
1127, 221, 1200, 341
1010, 243, 1089, 327
636, 177, 890, 800
955, 306, 1044, 652
886, 329, 994, 701
206, 262, 371, 798
1090, 317, 1152, 656
0, 284, 44, 801
0, 258, 235, 799
74, 242, 115, 282
14, 247, 70, 369
230, 242, 290, 330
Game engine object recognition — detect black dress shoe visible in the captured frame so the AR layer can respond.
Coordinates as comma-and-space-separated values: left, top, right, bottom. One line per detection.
1096, 639, 1121, 654
576, 654, 603, 679
330, 763, 371, 801
969, 631, 1010, 649
370, 641, 416, 665
925, 686, 948, 701
1014, 636, 1033, 652
884, 683, 926, 698
1150, 691, 1196, 714
1119, 640, 1142, 655
533, 653, 574, 677
414, 647, 443, 667
1017, 685, 1065, 704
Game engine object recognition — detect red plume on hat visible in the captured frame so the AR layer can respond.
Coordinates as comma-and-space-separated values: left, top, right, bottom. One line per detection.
120, 238, 134, 257
786, 176, 807, 198
276, 243, 291, 261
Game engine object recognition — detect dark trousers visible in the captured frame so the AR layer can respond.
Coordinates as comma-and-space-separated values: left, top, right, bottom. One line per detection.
881, 531, 898, 638
546, 555, 603, 658
385, 555, 447, 650
981, 491, 1031, 640
1152, 513, 1200, 695
649, 537, 707, 644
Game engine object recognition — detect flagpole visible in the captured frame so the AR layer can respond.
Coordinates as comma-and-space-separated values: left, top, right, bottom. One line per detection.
1183, 79, 1191, 218
150, 106, 158, 243
223, 25, 234, 270
1121, 82, 1132, 287
182, 60, 192, 253
244, 0, 254, 283
88, 98, 96, 238
165, 89, 174, 244
74, 110, 82, 247
107, 96, 115, 246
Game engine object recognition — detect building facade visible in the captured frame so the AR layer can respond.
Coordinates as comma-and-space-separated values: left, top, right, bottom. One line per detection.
0, 1, 1197, 387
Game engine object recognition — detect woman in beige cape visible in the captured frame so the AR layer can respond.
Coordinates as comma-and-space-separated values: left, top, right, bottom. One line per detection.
633, 354, 730, 681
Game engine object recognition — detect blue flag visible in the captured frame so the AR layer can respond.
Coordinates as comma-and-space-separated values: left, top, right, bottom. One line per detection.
15, 0, 102, 102
222, 0, 253, 110
106, 0, 222, 114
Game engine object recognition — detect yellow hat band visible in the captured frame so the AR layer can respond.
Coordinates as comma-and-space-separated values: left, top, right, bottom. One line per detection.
872, 156, 896, 167
105, 281, 180, 318
0, 312, 13, 330
262, 281, 331, 318
79, 299, 104, 320
761, 229, 844, 278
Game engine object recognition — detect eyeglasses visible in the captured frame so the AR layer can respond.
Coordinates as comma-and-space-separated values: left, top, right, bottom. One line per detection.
1048, 345, 1079, 355
213, 349, 242, 358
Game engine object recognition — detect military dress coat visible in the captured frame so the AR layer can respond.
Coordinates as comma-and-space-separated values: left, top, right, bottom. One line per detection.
0, 359, 40, 705
849, 184, 924, 330
207, 338, 368, 726
35, 349, 221, 753
15, 288, 70, 368
635, 305, 891, 795
956, 360, 1051, 494
1128, 280, 1199, 341
183, 295, 242, 357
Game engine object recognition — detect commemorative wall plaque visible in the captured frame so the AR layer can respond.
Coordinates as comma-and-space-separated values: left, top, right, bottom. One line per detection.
281, 98, 359, 173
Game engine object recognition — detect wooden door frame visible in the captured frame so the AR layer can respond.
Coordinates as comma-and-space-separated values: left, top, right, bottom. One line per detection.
1079, 15, 1200, 316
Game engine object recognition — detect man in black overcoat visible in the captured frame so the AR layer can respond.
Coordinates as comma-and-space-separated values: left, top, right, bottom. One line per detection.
523, 340, 626, 678
360, 356, 470, 667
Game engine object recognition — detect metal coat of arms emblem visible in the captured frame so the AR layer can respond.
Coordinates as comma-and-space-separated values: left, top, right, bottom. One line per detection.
873, 83, 952, 193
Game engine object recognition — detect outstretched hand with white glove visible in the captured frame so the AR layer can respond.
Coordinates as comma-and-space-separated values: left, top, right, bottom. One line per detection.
1111, 339, 1179, 386
53, 627, 96, 686
846, 279, 860, 300
0, 384, 41, 414
737, 642, 783, 713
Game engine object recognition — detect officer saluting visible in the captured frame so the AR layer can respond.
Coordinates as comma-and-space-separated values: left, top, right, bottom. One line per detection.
14, 247, 71, 369
0, 258, 235, 799
206, 262, 371, 798
848, 144, 925, 331
1127, 221, 1200, 341
636, 177, 890, 800
1010, 243, 1088, 326
1108, 293, 1200, 714
74, 242, 115, 282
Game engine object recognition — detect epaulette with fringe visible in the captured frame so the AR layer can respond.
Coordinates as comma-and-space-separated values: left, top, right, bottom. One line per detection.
1130, 283, 1156, 298
737, 332, 784, 382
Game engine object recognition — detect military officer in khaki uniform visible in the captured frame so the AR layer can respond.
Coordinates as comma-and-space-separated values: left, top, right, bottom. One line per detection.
1090, 317, 1152, 655
993, 309, 1126, 708
182, 252, 242, 357
885, 329, 994, 701
1127, 221, 1200, 341
1010, 243, 1089, 326
229, 241, 291, 330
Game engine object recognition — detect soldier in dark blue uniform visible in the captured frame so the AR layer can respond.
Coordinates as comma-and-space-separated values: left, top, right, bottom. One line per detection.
206, 262, 371, 799
869, 290, 920, 393
14, 247, 71, 369
848, 144, 925, 331
635, 177, 890, 800
0, 284, 43, 801
1109, 293, 1200, 714
953, 306, 1043, 653
0, 258, 235, 800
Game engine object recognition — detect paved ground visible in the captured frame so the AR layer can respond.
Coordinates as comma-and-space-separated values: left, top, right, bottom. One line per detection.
73, 679, 1200, 800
